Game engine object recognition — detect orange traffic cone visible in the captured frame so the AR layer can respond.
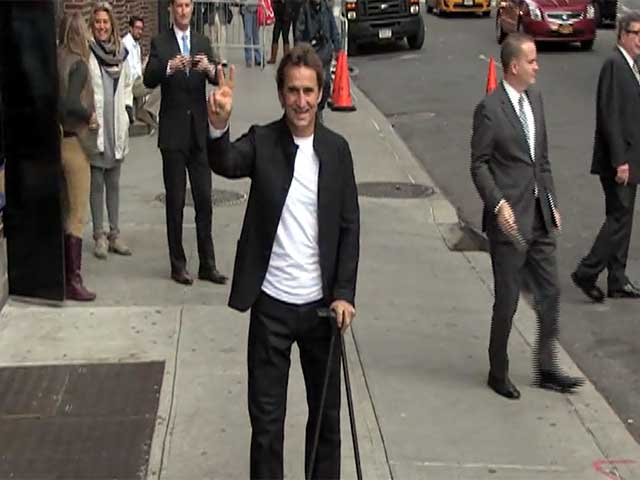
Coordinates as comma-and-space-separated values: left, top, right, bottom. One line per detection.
486, 56, 498, 94
330, 51, 356, 112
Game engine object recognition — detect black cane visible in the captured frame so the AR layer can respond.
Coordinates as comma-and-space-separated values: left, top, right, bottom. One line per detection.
308, 309, 363, 480
339, 331, 363, 480
307, 308, 337, 480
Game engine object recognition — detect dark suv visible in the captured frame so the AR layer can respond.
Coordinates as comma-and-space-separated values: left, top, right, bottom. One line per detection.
344, 0, 425, 53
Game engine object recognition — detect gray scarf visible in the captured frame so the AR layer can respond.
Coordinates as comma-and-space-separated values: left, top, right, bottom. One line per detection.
90, 39, 127, 80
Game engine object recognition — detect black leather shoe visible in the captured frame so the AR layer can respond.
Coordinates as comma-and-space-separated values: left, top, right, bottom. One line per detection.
608, 282, 640, 298
198, 269, 228, 285
487, 374, 521, 400
171, 270, 193, 285
535, 369, 584, 393
571, 271, 604, 303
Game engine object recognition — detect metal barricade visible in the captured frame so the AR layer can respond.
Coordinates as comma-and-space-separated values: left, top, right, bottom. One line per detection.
192, 0, 268, 68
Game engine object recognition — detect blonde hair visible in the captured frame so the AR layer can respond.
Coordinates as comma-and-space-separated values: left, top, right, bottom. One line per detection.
90, 2, 121, 51
58, 12, 90, 60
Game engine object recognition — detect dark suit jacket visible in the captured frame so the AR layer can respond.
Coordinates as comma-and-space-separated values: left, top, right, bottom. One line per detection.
208, 118, 360, 312
143, 29, 216, 152
591, 48, 640, 183
471, 83, 558, 242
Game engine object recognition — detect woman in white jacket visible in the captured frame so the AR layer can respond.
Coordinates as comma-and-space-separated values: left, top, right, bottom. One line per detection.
87, 2, 133, 258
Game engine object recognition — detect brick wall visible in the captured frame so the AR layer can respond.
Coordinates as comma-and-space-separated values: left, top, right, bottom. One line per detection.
57, 0, 159, 55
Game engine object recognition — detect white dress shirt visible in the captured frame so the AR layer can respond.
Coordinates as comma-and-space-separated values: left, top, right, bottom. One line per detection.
167, 25, 191, 75
503, 80, 536, 160
261, 135, 323, 304
122, 32, 142, 80
618, 45, 640, 84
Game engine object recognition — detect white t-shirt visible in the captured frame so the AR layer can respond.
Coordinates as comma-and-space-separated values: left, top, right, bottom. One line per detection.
261, 135, 323, 304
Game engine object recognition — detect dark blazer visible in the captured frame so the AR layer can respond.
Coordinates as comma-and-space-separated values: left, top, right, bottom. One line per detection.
143, 29, 216, 151
471, 83, 558, 242
591, 48, 640, 183
208, 118, 360, 312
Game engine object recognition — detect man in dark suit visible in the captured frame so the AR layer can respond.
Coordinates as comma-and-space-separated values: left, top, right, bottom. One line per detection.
207, 45, 359, 479
571, 11, 640, 302
471, 33, 584, 400
144, 0, 226, 285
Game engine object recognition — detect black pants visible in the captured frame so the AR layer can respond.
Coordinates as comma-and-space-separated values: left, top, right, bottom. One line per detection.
160, 143, 216, 275
575, 176, 637, 291
272, 1, 291, 45
248, 292, 340, 480
488, 201, 559, 381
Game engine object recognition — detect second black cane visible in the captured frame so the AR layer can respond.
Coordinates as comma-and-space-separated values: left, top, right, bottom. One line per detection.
307, 308, 337, 480
339, 332, 363, 480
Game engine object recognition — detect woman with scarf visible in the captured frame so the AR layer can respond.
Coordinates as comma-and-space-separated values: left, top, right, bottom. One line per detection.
87, 2, 133, 259
57, 12, 97, 301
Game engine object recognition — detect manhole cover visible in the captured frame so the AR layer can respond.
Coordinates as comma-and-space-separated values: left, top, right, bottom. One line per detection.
0, 362, 164, 479
357, 182, 435, 199
155, 188, 247, 207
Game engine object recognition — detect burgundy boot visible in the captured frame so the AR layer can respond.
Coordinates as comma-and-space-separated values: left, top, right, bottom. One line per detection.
65, 234, 96, 301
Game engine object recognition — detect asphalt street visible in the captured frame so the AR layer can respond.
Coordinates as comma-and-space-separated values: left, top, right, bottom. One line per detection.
351, 12, 640, 443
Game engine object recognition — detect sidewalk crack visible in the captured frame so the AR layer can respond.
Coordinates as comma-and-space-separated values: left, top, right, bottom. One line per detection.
157, 305, 184, 480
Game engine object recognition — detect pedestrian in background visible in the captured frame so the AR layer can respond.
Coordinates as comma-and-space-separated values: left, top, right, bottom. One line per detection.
267, 0, 291, 63
571, 11, 640, 302
241, 0, 262, 67
295, 0, 341, 119
87, 2, 133, 259
57, 12, 97, 301
144, 0, 227, 286
471, 33, 584, 400
122, 15, 159, 134
207, 44, 359, 479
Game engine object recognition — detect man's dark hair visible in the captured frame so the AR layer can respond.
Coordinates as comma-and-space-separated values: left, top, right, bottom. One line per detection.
618, 11, 640, 40
276, 43, 325, 92
129, 15, 144, 28
500, 33, 535, 73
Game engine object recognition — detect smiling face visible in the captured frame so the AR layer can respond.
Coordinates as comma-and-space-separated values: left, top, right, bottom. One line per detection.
92, 10, 112, 42
131, 20, 144, 42
278, 65, 322, 137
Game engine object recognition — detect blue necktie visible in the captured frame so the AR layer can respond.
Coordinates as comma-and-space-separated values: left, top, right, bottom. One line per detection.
182, 34, 190, 56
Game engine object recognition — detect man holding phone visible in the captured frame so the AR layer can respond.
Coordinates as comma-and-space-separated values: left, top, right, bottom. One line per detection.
144, 0, 227, 286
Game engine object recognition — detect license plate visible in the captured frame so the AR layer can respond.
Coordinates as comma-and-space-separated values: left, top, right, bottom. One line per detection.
558, 24, 573, 33
378, 28, 392, 39
464, 0, 474, 6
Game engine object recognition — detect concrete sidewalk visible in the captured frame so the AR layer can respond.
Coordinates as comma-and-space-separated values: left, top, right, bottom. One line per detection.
1, 55, 639, 479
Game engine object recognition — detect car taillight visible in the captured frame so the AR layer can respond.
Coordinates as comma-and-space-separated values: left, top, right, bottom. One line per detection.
345, 1, 357, 19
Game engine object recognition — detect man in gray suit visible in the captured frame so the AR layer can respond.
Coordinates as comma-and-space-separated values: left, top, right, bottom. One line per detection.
572, 11, 640, 302
471, 33, 584, 400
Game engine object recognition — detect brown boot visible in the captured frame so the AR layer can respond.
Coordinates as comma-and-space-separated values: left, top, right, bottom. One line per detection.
267, 44, 278, 64
65, 234, 96, 302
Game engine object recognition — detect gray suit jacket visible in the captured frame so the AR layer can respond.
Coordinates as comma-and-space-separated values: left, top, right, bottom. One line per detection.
471, 83, 558, 242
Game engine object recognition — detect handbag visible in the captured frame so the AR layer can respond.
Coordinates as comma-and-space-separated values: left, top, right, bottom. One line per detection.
258, 0, 275, 26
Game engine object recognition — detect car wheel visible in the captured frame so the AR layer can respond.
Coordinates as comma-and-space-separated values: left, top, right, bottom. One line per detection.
348, 39, 359, 56
407, 17, 426, 49
482, 10, 491, 16
594, 2, 602, 27
580, 39, 594, 50
496, 13, 506, 43
426, 1, 434, 12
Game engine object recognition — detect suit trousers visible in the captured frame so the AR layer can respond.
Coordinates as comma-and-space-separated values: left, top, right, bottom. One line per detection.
160, 140, 216, 275
488, 201, 560, 381
248, 292, 341, 480
576, 176, 637, 290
